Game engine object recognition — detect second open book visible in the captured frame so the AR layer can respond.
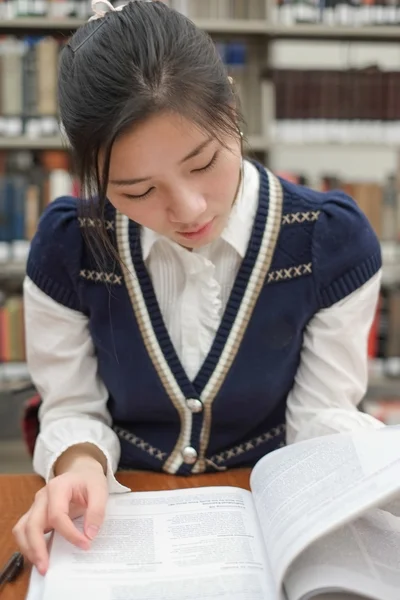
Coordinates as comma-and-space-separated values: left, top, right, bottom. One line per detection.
27, 427, 400, 600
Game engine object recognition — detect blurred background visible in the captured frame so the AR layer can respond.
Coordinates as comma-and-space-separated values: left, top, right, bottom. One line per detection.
1, 0, 400, 472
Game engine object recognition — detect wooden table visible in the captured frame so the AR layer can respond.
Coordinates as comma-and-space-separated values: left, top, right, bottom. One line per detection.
0, 469, 251, 600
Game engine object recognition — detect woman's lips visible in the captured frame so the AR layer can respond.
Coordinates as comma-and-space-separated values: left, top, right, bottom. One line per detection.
178, 219, 214, 241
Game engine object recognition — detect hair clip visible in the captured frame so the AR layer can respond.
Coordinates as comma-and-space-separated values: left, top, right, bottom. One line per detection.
89, 0, 126, 21
68, 0, 153, 54
89, 0, 153, 21
67, 19, 107, 53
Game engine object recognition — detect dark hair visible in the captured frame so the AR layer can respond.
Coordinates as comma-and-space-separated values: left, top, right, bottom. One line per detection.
58, 0, 243, 262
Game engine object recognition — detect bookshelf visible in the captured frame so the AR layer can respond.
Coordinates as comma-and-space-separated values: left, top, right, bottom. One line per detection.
0, 17, 269, 36
0, 262, 26, 280
4, 18, 400, 42
267, 24, 400, 42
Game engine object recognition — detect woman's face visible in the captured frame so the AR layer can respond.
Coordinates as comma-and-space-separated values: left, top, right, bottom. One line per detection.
106, 111, 242, 249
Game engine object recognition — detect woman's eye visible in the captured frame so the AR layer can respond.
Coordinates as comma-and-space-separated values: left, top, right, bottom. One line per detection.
192, 152, 218, 173
124, 187, 154, 200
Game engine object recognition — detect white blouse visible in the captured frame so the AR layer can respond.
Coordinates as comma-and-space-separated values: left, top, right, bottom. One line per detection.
24, 161, 384, 494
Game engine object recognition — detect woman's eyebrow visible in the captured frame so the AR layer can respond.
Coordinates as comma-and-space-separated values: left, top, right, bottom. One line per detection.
179, 138, 212, 164
109, 139, 213, 186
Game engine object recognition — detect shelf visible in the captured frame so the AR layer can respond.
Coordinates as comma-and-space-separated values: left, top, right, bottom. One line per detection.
0, 17, 268, 36
11, 135, 399, 152
193, 19, 268, 35
366, 375, 400, 399
382, 263, 400, 288
0, 262, 26, 279
0, 379, 31, 393
245, 135, 269, 152
3, 19, 400, 42
272, 140, 400, 149
0, 362, 30, 394
0, 134, 267, 151
0, 136, 67, 150
0, 17, 83, 36
267, 24, 400, 42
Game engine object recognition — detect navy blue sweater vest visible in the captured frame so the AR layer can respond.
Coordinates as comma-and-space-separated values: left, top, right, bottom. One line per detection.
27, 163, 381, 475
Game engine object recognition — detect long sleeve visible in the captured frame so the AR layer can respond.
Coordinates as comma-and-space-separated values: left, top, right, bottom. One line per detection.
286, 270, 384, 444
24, 277, 129, 493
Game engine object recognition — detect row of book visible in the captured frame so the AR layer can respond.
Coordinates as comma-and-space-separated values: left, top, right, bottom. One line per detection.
5, 0, 400, 24
278, 171, 400, 245
272, 120, 400, 144
0, 0, 90, 18
372, 287, 400, 362
0, 36, 263, 137
0, 294, 25, 363
0, 36, 60, 125
272, 68, 400, 144
0, 150, 77, 263
217, 41, 262, 136
274, 0, 400, 26
161, 0, 266, 18
363, 286, 400, 423
0, 0, 267, 20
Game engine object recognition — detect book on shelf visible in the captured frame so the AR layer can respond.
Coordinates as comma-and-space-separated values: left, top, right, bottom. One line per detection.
168, 0, 266, 19
216, 39, 263, 136
0, 35, 62, 139
277, 170, 400, 247
0, 0, 267, 20
0, 149, 77, 264
0, 292, 25, 363
27, 427, 400, 600
0, 0, 91, 19
276, 169, 400, 373
271, 67, 400, 145
273, 0, 400, 26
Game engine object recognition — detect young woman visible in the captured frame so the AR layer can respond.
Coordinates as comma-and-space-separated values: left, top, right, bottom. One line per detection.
13, 0, 383, 575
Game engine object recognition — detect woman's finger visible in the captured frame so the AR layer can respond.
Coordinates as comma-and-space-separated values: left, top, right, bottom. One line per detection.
12, 513, 33, 563
23, 490, 52, 574
83, 477, 108, 540
46, 479, 91, 550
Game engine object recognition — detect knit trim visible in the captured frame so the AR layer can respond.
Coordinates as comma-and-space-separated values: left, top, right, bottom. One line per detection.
79, 269, 123, 285
192, 167, 283, 473
113, 426, 167, 461
78, 217, 114, 231
267, 263, 312, 284
208, 423, 286, 466
26, 259, 80, 311
282, 211, 320, 225
319, 250, 381, 308
115, 212, 192, 475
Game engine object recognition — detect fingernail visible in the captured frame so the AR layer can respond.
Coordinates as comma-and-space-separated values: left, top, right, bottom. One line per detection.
79, 539, 90, 550
86, 525, 99, 540
37, 562, 45, 575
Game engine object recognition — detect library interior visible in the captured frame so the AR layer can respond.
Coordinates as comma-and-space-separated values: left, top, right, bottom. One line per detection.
1, 0, 400, 472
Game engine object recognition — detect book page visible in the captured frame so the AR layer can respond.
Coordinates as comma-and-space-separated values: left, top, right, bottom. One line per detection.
285, 504, 400, 600
250, 428, 400, 589
40, 486, 280, 600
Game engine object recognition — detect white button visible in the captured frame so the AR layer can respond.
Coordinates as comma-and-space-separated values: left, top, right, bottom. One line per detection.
186, 398, 203, 413
182, 446, 198, 465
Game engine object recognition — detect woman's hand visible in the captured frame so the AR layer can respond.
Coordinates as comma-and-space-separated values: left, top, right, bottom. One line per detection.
13, 446, 109, 576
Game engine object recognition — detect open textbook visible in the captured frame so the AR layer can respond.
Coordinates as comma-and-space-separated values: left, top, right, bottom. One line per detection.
26, 427, 400, 600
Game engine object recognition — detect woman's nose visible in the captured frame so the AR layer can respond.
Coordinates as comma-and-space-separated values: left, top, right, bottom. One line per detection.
168, 190, 207, 225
